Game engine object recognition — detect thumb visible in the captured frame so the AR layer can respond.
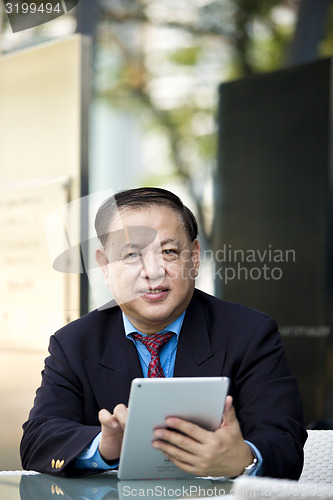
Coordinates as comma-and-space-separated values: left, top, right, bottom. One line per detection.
222, 395, 237, 427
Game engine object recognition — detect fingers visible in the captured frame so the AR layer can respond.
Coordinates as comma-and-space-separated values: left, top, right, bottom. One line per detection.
152, 418, 211, 472
151, 399, 249, 477
98, 406, 127, 462
98, 404, 128, 429
152, 428, 199, 473
162, 417, 209, 443
152, 437, 194, 464
113, 403, 128, 429
153, 423, 200, 455
98, 408, 119, 429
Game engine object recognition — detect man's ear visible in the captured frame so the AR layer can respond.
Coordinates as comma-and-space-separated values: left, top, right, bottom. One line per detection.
191, 239, 200, 275
95, 248, 110, 286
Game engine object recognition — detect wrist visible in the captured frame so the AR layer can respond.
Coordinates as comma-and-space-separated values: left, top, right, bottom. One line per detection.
98, 448, 119, 466
98, 443, 120, 465
233, 443, 256, 477
242, 440, 262, 476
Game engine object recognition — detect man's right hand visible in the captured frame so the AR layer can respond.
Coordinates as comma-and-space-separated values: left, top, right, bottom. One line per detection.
98, 404, 128, 461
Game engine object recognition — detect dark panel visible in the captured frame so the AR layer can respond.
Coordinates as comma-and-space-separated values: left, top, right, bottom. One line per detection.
214, 58, 333, 424
64, 0, 81, 11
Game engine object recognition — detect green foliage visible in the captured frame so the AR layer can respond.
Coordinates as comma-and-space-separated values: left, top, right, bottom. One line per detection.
227, 1, 295, 78
319, 2, 333, 57
233, 0, 284, 17
250, 25, 293, 73
168, 46, 201, 66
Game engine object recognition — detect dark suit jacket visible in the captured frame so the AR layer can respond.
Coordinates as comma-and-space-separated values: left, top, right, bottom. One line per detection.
20, 289, 307, 479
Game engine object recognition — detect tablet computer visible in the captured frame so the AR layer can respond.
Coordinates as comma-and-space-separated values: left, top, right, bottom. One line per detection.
117, 376, 230, 480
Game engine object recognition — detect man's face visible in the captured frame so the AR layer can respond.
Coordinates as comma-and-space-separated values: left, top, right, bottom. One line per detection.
96, 205, 200, 334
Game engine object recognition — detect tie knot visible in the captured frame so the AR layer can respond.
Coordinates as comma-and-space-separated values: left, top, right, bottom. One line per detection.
132, 331, 174, 356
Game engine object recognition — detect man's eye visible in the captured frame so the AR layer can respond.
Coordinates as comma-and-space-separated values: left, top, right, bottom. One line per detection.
125, 252, 141, 259
162, 249, 178, 258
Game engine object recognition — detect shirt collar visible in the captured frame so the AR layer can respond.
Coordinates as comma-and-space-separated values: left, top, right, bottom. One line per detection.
122, 311, 185, 339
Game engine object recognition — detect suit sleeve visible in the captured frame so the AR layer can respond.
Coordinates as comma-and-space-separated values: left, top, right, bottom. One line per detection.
20, 335, 101, 477
233, 316, 307, 480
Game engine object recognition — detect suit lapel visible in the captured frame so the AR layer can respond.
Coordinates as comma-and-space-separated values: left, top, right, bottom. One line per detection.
174, 291, 226, 377
85, 310, 143, 410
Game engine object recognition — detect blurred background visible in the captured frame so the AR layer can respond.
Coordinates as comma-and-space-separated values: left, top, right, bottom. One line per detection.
0, 0, 333, 470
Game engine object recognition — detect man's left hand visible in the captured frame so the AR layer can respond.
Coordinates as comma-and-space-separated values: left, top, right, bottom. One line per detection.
152, 395, 254, 477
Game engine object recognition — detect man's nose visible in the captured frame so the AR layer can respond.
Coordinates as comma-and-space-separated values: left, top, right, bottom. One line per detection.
140, 252, 165, 281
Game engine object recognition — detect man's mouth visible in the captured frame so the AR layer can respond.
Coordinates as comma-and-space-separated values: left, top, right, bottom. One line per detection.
140, 288, 169, 299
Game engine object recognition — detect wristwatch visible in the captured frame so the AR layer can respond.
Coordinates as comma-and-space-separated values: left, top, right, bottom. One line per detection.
242, 456, 258, 475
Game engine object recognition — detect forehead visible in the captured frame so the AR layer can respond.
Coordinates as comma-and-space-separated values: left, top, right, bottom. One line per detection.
109, 205, 183, 232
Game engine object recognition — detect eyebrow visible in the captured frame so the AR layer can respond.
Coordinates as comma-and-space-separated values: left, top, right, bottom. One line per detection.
118, 238, 180, 254
159, 238, 180, 248
119, 242, 141, 254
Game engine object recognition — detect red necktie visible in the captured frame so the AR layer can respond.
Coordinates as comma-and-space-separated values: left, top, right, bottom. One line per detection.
132, 331, 174, 377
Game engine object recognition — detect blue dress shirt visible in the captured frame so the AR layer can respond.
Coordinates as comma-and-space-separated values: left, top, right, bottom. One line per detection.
76, 311, 262, 475
123, 312, 184, 378
76, 313, 184, 471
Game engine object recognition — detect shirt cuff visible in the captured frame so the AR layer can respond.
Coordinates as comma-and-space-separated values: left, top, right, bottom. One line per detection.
244, 441, 263, 476
75, 432, 119, 471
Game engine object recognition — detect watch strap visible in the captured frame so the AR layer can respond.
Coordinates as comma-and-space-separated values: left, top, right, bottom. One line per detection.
242, 456, 258, 475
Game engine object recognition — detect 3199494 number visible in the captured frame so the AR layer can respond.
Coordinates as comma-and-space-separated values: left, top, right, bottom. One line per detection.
5, 3, 62, 14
